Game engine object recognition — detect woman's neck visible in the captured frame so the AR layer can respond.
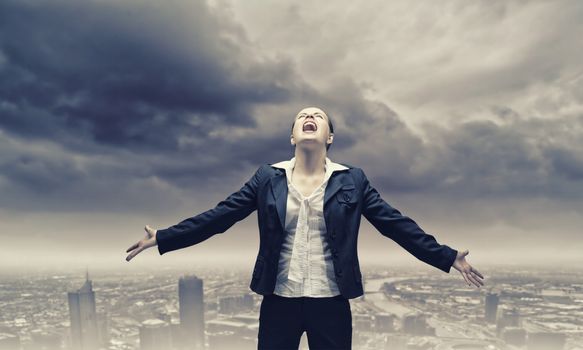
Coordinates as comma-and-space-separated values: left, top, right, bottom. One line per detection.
293, 149, 326, 176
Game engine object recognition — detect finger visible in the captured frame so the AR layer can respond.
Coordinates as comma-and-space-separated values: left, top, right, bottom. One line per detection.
126, 242, 138, 253
460, 271, 471, 286
126, 247, 144, 262
470, 271, 485, 286
464, 271, 474, 287
465, 271, 479, 288
126, 250, 135, 261
466, 272, 482, 288
471, 267, 484, 279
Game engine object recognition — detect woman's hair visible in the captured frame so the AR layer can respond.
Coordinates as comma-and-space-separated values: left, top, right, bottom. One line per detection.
290, 113, 334, 151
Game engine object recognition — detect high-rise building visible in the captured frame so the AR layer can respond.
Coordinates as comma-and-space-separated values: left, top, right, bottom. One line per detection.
353, 313, 373, 333
498, 307, 521, 327
217, 294, 254, 315
179, 275, 205, 350
485, 292, 499, 324
401, 312, 434, 336
67, 270, 100, 350
374, 313, 396, 333
501, 327, 526, 347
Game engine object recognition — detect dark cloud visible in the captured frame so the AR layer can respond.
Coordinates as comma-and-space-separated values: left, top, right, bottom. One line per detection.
402, 114, 583, 200
0, 0, 310, 211
546, 146, 583, 182
0, 0, 582, 218
0, 0, 371, 212
0, 0, 291, 151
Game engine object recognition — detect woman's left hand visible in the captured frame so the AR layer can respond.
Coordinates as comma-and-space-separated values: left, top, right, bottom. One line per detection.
452, 249, 485, 288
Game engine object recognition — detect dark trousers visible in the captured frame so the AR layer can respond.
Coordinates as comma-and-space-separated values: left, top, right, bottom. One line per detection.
258, 293, 352, 350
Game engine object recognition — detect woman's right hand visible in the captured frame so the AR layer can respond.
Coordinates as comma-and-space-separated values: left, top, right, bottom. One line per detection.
126, 225, 158, 262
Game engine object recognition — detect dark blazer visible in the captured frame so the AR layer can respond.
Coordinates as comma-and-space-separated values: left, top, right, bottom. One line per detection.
156, 162, 458, 299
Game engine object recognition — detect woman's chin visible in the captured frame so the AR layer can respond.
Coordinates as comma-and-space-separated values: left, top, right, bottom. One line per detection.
297, 140, 324, 149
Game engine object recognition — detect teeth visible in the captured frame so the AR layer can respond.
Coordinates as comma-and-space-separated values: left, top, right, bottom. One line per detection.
303, 121, 317, 131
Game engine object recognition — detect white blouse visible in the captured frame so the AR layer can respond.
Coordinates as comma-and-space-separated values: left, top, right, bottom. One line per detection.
271, 156, 348, 297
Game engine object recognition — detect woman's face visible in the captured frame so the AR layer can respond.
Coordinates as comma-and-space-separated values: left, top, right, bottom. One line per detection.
291, 107, 333, 150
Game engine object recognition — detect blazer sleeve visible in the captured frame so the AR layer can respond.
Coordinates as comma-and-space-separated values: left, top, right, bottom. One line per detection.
156, 164, 265, 255
358, 168, 458, 273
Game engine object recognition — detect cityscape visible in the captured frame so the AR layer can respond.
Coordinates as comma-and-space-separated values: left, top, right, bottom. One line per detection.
0, 264, 581, 350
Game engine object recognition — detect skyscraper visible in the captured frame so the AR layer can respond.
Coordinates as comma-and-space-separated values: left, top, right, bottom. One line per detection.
485, 292, 499, 324
67, 270, 100, 350
178, 275, 205, 350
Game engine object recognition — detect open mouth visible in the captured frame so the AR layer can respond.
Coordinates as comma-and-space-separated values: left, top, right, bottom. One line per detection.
303, 121, 317, 133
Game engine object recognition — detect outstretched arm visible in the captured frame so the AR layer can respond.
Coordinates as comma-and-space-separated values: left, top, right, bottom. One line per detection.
359, 168, 484, 287
125, 164, 265, 261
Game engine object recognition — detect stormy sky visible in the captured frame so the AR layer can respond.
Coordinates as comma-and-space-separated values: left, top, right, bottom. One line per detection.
1, 0, 582, 272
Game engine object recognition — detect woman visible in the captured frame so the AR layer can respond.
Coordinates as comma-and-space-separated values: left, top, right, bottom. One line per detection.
125, 106, 484, 350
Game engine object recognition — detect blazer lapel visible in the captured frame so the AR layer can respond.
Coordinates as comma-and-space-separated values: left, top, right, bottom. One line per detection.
268, 158, 353, 232
269, 168, 288, 231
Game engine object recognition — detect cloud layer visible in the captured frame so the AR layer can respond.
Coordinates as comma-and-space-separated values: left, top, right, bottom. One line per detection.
1, 0, 582, 266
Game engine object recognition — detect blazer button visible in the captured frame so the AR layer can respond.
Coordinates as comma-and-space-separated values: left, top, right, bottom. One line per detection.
343, 193, 350, 201
335, 268, 343, 277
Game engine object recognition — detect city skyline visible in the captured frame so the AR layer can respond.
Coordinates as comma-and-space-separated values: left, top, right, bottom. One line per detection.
1, 264, 581, 349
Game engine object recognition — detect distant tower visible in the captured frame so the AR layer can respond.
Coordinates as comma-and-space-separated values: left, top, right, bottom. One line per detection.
68, 270, 100, 350
496, 306, 522, 336
374, 313, 396, 333
401, 312, 433, 336
485, 292, 499, 323
178, 275, 204, 350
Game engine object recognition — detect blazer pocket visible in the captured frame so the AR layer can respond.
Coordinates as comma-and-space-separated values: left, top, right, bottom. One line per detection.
336, 185, 358, 206
252, 256, 265, 279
